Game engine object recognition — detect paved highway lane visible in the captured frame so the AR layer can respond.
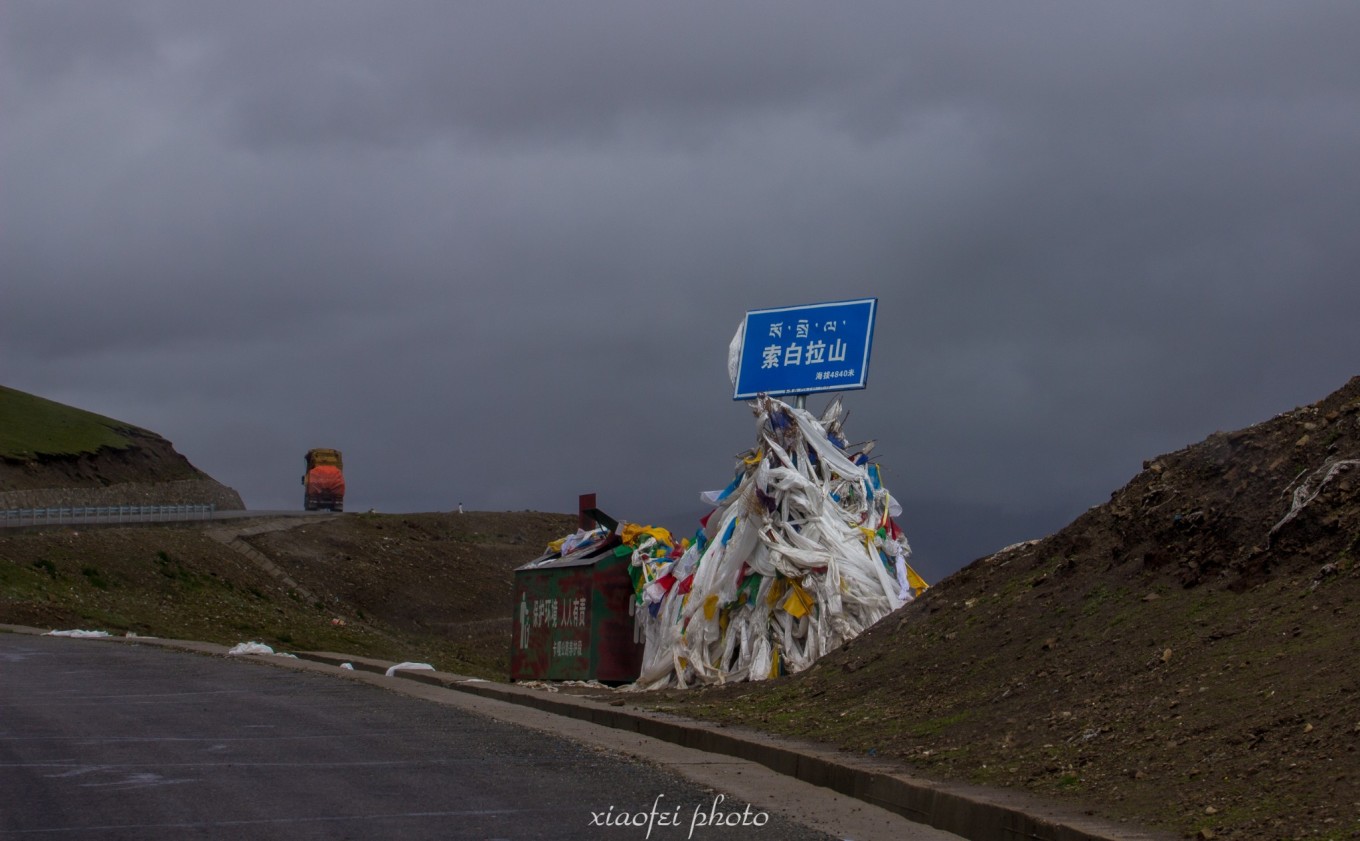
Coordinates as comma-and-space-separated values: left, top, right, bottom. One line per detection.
0, 636, 963, 841
0, 636, 831, 841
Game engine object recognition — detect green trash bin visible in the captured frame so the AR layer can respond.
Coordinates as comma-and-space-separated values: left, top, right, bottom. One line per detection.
509, 506, 644, 684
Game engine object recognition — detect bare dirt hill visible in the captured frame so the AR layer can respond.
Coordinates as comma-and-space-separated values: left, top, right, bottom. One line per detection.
650, 376, 1360, 840
243, 510, 577, 666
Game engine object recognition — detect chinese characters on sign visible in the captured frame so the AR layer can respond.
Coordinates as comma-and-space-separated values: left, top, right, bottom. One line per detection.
733, 298, 877, 400
553, 639, 584, 657
517, 592, 589, 656
759, 318, 851, 370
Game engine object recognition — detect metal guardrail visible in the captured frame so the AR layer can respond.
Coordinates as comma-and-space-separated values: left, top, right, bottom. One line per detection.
0, 504, 217, 529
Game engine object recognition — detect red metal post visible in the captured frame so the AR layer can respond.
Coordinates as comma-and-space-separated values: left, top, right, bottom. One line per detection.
578, 493, 597, 531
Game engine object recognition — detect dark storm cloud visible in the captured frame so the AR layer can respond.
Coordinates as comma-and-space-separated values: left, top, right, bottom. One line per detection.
3, 1, 1359, 580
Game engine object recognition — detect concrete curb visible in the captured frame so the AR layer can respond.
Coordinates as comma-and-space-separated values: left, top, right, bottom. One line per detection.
293, 649, 1173, 841
0, 626, 1172, 841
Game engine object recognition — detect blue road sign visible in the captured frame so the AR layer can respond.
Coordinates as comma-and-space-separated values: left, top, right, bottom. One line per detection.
732, 298, 877, 400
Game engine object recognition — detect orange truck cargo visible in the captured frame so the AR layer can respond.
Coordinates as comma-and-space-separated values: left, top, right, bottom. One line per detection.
302, 448, 345, 512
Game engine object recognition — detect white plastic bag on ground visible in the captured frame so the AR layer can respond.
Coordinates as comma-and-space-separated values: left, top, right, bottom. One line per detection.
385, 662, 435, 677
228, 641, 277, 656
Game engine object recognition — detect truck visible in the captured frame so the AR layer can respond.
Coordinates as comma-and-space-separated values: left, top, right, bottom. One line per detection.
302, 448, 345, 512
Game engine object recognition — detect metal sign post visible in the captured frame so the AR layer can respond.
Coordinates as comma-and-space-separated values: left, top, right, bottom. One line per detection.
732, 297, 878, 402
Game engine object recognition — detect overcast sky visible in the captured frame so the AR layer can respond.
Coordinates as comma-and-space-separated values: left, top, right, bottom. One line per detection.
4, 1, 1358, 581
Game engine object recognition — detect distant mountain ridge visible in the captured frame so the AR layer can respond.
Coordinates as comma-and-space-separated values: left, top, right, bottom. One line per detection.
0, 385, 244, 510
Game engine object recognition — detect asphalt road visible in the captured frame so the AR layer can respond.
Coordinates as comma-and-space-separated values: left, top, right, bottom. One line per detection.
0, 635, 968, 841
0, 636, 839, 841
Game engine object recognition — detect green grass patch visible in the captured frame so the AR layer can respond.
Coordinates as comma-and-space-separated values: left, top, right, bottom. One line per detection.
153, 551, 201, 588
907, 710, 976, 738
1081, 584, 1126, 616
81, 607, 134, 629
0, 385, 140, 459
80, 566, 110, 590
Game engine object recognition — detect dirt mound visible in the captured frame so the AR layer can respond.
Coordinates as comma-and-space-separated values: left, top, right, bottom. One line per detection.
243, 511, 576, 667
652, 376, 1360, 839
1051, 374, 1360, 593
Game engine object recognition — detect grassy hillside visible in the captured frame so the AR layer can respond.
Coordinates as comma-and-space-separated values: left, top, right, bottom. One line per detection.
0, 385, 140, 460
0, 385, 237, 500
0, 511, 576, 677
